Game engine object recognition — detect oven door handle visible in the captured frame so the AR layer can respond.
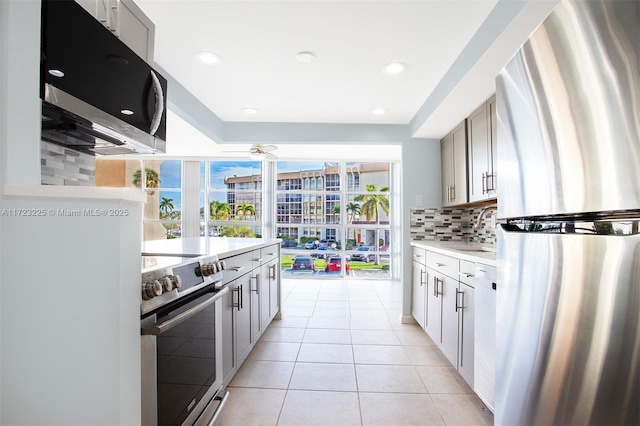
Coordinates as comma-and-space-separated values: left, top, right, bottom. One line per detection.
141, 286, 229, 336
205, 390, 230, 426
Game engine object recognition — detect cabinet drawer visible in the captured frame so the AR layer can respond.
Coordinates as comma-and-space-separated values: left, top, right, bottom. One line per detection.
426, 250, 459, 279
459, 260, 476, 285
412, 247, 426, 265
220, 251, 254, 284
260, 245, 280, 264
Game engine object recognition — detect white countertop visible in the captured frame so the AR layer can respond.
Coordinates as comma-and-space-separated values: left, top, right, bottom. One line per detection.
142, 237, 280, 259
4, 184, 147, 203
410, 240, 497, 267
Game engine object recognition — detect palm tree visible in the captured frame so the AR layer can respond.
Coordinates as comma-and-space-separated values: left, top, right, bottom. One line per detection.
354, 184, 389, 224
331, 204, 340, 224
345, 202, 361, 248
346, 202, 361, 224
159, 197, 174, 219
210, 201, 232, 236
236, 203, 256, 220
210, 201, 232, 220
132, 168, 160, 194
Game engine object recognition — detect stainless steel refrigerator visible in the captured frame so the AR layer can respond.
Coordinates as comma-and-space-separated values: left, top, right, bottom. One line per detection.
496, 1, 639, 425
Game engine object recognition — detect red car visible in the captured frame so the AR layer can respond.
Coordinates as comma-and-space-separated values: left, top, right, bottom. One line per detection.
325, 256, 349, 274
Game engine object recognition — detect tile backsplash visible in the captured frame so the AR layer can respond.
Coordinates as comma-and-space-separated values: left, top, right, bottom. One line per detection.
41, 141, 95, 186
410, 206, 498, 246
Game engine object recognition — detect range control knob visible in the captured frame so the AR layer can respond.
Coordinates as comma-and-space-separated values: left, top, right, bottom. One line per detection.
160, 276, 173, 292
169, 274, 182, 289
201, 262, 217, 277
142, 280, 162, 300
218, 260, 226, 271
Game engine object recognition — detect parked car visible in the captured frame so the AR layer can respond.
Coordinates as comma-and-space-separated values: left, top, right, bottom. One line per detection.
311, 246, 336, 259
304, 241, 316, 249
281, 239, 297, 248
325, 256, 349, 274
350, 246, 375, 263
291, 256, 316, 272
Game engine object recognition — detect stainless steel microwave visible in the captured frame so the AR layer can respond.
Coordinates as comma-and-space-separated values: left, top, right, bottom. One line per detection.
40, 0, 167, 155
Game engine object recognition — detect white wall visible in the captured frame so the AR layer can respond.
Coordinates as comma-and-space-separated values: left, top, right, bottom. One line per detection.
401, 139, 441, 319
1, 1, 142, 423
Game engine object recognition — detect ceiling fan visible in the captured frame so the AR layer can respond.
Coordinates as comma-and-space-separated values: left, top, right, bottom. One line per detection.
222, 144, 278, 160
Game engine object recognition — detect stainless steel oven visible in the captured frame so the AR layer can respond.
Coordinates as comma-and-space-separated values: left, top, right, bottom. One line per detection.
140, 255, 229, 425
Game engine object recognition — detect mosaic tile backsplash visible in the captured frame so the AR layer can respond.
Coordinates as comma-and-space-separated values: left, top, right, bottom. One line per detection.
410, 206, 498, 246
41, 141, 95, 186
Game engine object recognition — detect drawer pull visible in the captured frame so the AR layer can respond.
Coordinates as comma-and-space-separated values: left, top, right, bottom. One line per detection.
435, 262, 445, 267
458, 272, 474, 278
228, 266, 245, 272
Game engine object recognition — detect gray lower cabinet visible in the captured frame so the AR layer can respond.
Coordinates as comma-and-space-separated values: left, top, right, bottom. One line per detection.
457, 262, 475, 385
262, 258, 280, 331
439, 273, 459, 367
412, 248, 476, 388
220, 243, 281, 387
411, 248, 427, 329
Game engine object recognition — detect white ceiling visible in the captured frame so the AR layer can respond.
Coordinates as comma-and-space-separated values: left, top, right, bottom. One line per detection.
136, 0, 556, 141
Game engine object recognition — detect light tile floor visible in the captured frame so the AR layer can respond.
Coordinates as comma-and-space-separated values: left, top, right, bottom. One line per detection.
223, 278, 494, 426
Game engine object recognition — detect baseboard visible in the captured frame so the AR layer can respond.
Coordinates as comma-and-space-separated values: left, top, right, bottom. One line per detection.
400, 315, 417, 324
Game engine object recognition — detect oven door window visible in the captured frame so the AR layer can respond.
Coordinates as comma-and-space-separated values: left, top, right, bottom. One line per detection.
156, 294, 216, 425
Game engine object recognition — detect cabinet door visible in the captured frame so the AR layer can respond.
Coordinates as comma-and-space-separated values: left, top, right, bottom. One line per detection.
250, 271, 262, 342
117, 0, 155, 64
451, 122, 468, 205
488, 95, 497, 197
440, 275, 459, 367
458, 283, 475, 387
425, 270, 442, 343
411, 261, 427, 329
235, 273, 253, 366
221, 282, 236, 386
267, 259, 280, 323
468, 102, 490, 202
441, 134, 453, 206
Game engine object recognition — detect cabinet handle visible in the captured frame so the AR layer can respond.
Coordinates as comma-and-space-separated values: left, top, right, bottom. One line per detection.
228, 266, 245, 272
434, 276, 441, 298
487, 173, 496, 191
455, 289, 464, 312
450, 185, 455, 201
269, 264, 276, 280
233, 286, 240, 310
239, 284, 244, 310
254, 258, 263, 263
435, 262, 445, 267
251, 274, 260, 294
420, 269, 426, 286
482, 172, 487, 194
458, 272, 474, 278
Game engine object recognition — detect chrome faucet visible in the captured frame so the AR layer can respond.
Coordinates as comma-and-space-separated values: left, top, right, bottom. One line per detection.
475, 204, 498, 228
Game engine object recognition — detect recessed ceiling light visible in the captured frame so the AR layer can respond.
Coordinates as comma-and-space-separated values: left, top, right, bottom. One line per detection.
242, 108, 259, 114
120, 109, 134, 116
372, 108, 386, 115
296, 51, 316, 63
197, 51, 222, 64
48, 69, 64, 78
383, 62, 408, 74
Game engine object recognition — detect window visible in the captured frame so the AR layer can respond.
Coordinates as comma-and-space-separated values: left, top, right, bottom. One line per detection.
206, 161, 262, 238
276, 161, 392, 278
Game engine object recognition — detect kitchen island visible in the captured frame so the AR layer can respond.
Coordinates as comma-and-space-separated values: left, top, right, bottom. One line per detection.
143, 237, 283, 388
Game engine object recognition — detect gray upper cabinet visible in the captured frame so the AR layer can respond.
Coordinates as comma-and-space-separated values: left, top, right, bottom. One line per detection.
75, 0, 155, 64
441, 121, 468, 207
467, 95, 497, 202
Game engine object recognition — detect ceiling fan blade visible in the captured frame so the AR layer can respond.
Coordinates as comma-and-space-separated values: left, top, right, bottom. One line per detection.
265, 152, 278, 161
261, 144, 278, 152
